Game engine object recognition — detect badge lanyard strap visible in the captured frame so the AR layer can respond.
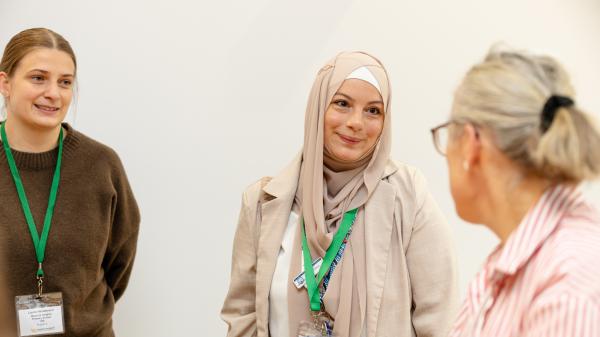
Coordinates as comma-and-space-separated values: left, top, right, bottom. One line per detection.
321, 224, 353, 295
301, 208, 358, 312
0, 122, 63, 293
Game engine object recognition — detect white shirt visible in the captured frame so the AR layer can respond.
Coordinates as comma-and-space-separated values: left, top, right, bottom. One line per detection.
268, 211, 298, 337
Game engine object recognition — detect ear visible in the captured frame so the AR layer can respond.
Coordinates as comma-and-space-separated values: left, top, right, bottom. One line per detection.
460, 123, 481, 171
0, 72, 10, 98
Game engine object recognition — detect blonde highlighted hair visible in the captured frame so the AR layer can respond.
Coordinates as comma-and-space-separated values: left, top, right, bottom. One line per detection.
452, 44, 600, 182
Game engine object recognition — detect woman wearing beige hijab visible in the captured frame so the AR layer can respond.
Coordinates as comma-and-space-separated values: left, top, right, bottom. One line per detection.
221, 51, 458, 337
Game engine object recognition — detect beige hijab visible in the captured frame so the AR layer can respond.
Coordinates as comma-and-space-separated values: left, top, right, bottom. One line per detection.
287, 52, 391, 337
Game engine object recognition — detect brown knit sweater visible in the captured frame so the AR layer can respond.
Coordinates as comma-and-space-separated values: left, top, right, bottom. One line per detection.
0, 123, 140, 337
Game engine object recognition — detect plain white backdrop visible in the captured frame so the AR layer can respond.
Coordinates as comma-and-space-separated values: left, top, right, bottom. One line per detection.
1, 0, 600, 336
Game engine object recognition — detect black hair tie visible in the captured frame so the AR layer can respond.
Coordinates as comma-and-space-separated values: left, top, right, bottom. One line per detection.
540, 95, 574, 133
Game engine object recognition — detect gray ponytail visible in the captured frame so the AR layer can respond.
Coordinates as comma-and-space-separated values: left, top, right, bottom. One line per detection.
452, 44, 600, 182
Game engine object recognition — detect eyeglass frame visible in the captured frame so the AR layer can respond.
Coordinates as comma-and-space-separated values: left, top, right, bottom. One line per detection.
430, 119, 480, 156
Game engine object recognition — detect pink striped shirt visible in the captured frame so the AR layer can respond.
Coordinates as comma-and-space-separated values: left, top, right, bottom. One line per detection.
449, 185, 600, 337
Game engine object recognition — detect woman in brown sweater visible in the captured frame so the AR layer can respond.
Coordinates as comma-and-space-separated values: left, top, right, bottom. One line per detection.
0, 28, 140, 337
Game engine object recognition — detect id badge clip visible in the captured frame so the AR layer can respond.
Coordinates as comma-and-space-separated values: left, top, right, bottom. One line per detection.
297, 310, 336, 337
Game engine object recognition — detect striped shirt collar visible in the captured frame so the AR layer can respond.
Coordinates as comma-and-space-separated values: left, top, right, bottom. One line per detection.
490, 184, 583, 277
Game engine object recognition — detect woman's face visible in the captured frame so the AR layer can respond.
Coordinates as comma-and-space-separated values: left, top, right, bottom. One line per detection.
323, 79, 384, 163
0, 48, 75, 131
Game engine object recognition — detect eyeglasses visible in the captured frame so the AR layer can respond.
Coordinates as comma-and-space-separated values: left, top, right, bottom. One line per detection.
430, 120, 479, 156
430, 121, 452, 156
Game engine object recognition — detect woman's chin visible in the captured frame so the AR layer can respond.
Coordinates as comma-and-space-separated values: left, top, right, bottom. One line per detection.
329, 149, 366, 163
455, 205, 481, 225
28, 114, 65, 130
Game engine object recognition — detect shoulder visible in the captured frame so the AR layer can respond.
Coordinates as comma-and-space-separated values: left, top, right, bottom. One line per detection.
525, 211, 600, 323
534, 203, 600, 298
72, 129, 120, 159
68, 127, 125, 170
241, 178, 270, 207
240, 153, 301, 208
65, 127, 132, 188
378, 160, 442, 233
384, 159, 431, 200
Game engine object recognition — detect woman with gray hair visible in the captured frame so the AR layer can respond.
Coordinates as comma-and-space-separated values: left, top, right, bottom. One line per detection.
431, 46, 600, 336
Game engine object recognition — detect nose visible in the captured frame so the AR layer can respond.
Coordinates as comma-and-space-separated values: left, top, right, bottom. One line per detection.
346, 107, 364, 131
43, 82, 61, 101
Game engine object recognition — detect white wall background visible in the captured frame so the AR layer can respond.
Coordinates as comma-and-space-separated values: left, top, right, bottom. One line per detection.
1, 0, 599, 336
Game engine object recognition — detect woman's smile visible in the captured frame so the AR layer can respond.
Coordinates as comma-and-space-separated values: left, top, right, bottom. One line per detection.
34, 103, 61, 115
336, 132, 362, 145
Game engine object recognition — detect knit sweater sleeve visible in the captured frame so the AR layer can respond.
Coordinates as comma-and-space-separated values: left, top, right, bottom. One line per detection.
102, 150, 140, 302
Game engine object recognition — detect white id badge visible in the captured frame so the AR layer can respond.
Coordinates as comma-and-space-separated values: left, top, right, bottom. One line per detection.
15, 292, 65, 336
293, 257, 323, 289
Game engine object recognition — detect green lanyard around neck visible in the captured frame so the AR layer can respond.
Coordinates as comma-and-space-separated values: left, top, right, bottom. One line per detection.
301, 208, 358, 312
0, 122, 63, 278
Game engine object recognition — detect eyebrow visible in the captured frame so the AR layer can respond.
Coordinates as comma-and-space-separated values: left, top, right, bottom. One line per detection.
27, 69, 74, 77
333, 92, 383, 105
333, 92, 353, 101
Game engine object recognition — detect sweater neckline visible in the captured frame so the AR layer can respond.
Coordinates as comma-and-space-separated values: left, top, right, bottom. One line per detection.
0, 123, 81, 170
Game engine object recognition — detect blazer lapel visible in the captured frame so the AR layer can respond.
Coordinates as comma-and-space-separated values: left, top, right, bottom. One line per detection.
364, 162, 397, 337
255, 154, 301, 335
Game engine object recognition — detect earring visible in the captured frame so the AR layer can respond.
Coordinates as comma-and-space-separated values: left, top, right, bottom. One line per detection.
462, 161, 470, 171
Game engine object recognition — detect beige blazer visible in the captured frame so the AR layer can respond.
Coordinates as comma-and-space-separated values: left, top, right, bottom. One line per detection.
221, 155, 458, 337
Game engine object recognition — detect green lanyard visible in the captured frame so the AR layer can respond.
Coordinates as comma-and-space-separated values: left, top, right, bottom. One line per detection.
0, 122, 63, 280
301, 208, 358, 312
